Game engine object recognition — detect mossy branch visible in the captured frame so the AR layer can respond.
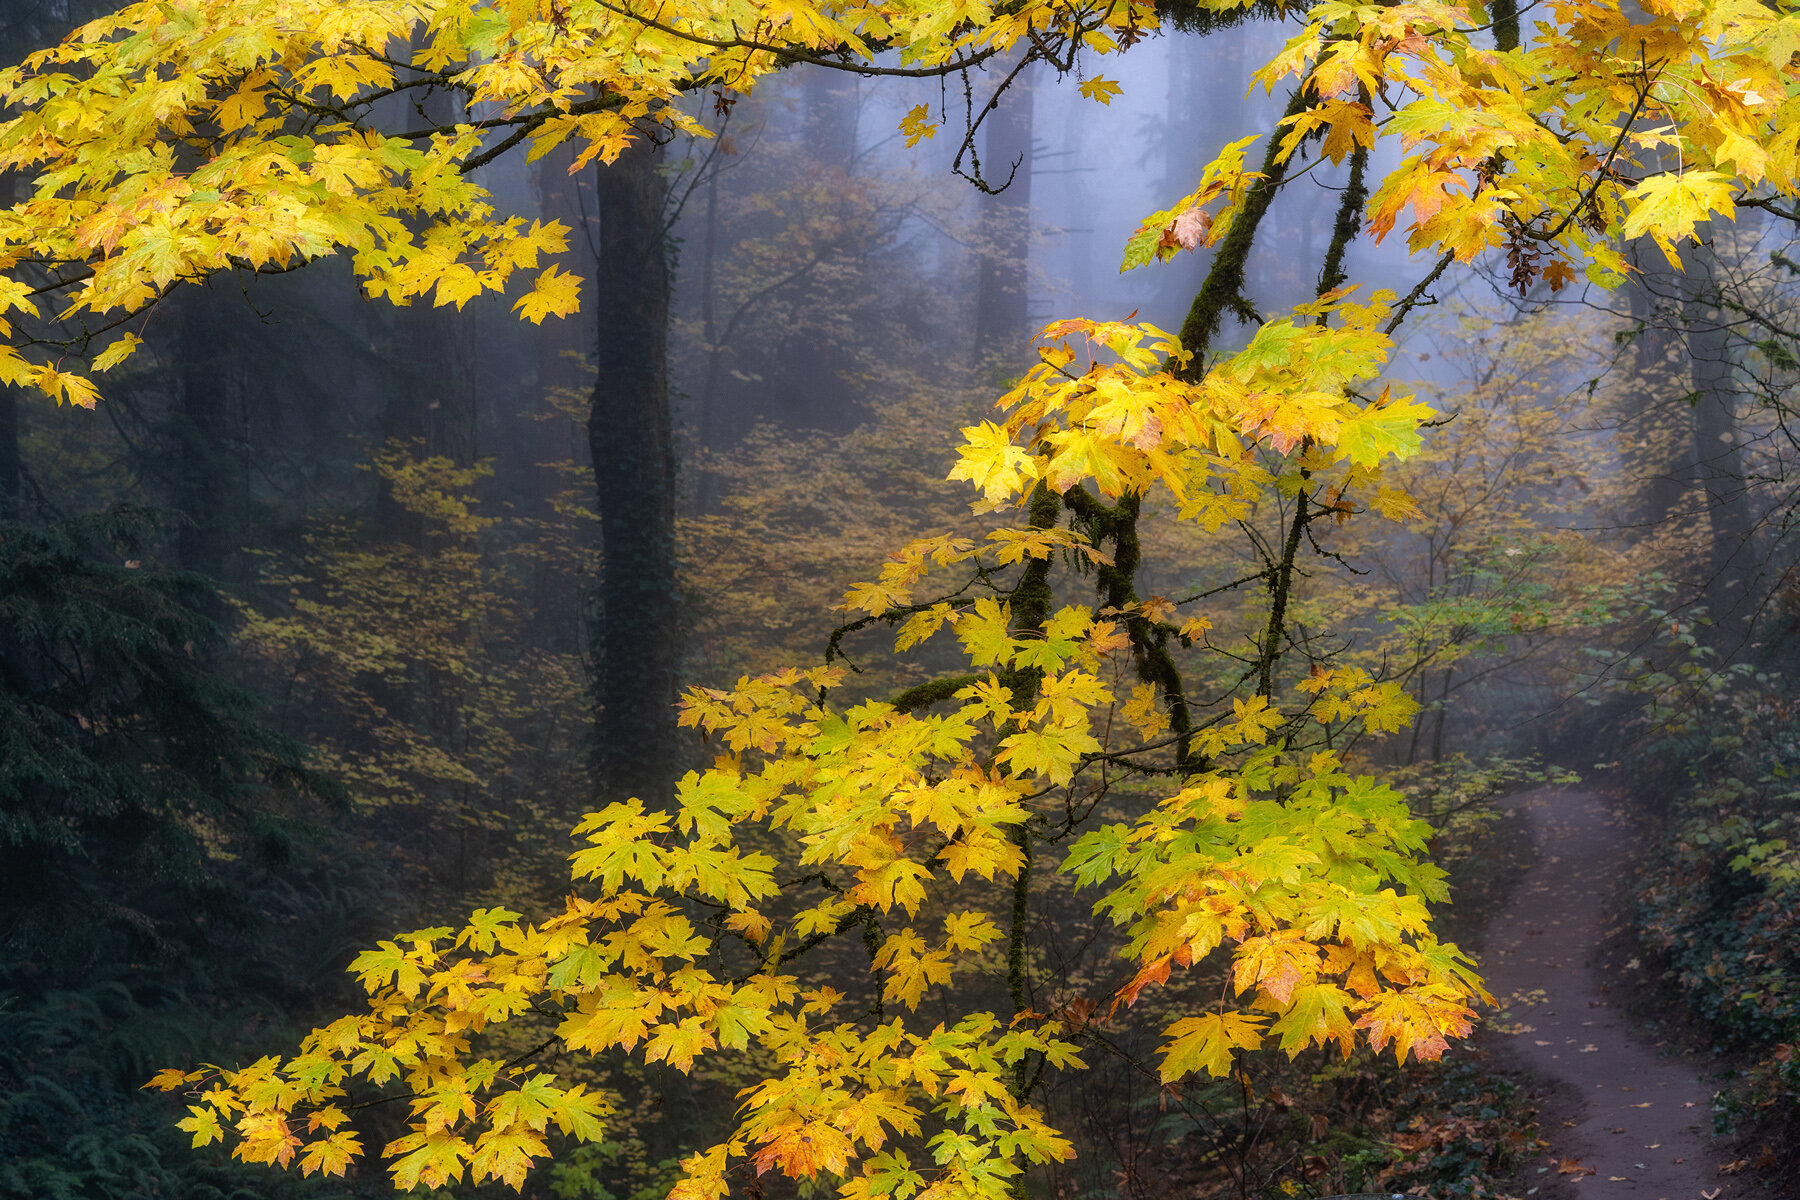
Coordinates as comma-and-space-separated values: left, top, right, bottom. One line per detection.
1490, 0, 1520, 51
1176, 86, 1310, 377
889, 674, 982, 713
1315, 144, 1370, 310
1063, 485, 1204, 774
1256, 488, 1311, 699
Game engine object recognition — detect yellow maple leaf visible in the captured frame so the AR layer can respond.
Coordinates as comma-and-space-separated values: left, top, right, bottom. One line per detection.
1158, 1011, 1266, 1080
1078, 76, 1123, 105
512, 263, 583, 324
898, 103, 939, 147
1621, 171, 1738, 266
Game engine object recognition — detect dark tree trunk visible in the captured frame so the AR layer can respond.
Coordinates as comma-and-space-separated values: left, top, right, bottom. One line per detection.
782, 67, 862, 430
526, 141, 598, 645
0, 385, 17, 524
804, 67, 858, 172
1685, 243, 1759, 639
171, 286, 246, 582
590, 137, 680, 806
974, 62, 1034, 369
693, 154, 727, 513
1619, 252, 1689, 529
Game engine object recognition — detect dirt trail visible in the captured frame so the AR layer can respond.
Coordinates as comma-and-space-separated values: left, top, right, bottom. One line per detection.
1478, 789, 1729, 1199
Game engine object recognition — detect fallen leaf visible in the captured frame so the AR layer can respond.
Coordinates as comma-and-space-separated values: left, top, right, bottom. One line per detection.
1558, 1158, 1597, 1178
1644, 1143, 1661, 1149
1580, 1043, 1599, 1052
1630, 1102, 1652, 1108
1610, 1177, 1628, 1182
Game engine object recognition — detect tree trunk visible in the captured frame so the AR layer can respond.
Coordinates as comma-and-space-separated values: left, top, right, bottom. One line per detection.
170, 286, 246, 582
974, 61, 1034, 370
693, 154, 728, 514
526, 140, 598, 645
371, 301, 479, 543
783, 66, 861, 430
1685, 241, 1759, 640
1618, 251, 1690, 530
804, 67, 858, 172
590, 136, 681, 806
0, 385, 17, 523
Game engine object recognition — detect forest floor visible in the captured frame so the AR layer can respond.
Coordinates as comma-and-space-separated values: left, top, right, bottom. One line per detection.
1476, 788, 1738, 1200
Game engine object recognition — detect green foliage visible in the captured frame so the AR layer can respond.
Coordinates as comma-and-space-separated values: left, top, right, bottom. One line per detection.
1606, 617, 1800, 1164
0, 507, 342, 961
0, 508, 364, 1200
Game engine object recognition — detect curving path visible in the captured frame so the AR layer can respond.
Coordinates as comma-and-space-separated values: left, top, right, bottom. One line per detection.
1478, 789, 1729, 1200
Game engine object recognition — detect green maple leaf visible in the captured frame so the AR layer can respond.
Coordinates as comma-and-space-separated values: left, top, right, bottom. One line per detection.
1268, 981, 1354, 1056
1334, 396, 1436, 468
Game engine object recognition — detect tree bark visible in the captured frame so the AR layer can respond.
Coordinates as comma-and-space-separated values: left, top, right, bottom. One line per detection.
974, 62, 1034, 370
371, 301, 480, 544
590, 136, 681, 806
803, 66, 858, 172
171, 285, 246, 582
526, 141, 598, 645
1618, 251, 1689, 530
1685, 242, 1759, 639
0, 382, 17, 523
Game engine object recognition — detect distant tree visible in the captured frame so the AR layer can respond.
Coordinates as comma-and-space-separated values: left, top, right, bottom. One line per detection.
590, 137, 683, 809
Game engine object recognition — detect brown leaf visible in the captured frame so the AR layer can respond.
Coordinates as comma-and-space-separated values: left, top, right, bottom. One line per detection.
1168, 207, 1212, 252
